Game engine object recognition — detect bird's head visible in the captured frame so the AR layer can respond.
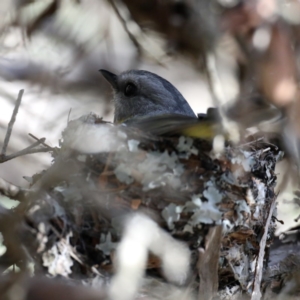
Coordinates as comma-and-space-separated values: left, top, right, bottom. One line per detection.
100, 69, 196, 123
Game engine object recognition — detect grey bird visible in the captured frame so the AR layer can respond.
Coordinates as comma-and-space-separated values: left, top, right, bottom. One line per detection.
100, 69, 221, 138
100, 69, 282, 140
100, 69, 197, 123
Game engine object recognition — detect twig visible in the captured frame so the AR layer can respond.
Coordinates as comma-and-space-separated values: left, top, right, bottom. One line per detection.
1, 89, 24, 156
107, 0, 142, 57
28, 133, 53, 150
238, 137, 265, 147
67, 108, 72, 124
0, 147, 51, 163
204, 54, 240, 142
251, 196, 277, 300
0, 89, 55, 164
107, 0, 164, 67
0, 135, 55, 164
295, 214, 300, 222
0, 137, 53, 163
198, 225, 223, 300
26, 138, 46, 150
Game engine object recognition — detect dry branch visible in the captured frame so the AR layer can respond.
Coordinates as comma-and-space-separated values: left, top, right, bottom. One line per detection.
1, 90, 24, 156
198, 225, 222, 300
251, 195, 277, 300
0, 90, 55, 164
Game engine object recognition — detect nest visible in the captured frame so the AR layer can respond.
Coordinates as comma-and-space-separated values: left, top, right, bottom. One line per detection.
10, 113, 281, 299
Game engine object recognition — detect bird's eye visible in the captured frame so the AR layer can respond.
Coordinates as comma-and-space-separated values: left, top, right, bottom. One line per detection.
124, 83, 137, 97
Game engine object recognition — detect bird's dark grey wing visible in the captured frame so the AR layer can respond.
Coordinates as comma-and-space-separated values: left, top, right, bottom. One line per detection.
125, 114, 214, 137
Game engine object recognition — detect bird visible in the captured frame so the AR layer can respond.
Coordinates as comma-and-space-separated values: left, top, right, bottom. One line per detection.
100, 69, 219, 139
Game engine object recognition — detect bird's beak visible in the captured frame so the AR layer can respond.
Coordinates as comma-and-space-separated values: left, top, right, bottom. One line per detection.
99, 69, 118, 90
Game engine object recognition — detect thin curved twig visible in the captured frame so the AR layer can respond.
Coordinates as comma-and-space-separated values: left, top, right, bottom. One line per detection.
1, 89, 24, 156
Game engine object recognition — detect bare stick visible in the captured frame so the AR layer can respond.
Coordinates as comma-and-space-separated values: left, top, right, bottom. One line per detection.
0, 147, 51, 163
204, 54, 240, 142
26, 138, 46, 150
107, 0, 164, 66
107, 0, 142, 56
251, 196, 277, 300
28, 133, 53, 150
1, 89, 24, 156
67, 108, 72, 124
0, 136, 51, 163
198, 225, 223, 300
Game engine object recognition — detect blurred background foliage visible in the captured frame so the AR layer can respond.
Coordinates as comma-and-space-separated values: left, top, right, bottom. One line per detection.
1, 0, 300, 233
